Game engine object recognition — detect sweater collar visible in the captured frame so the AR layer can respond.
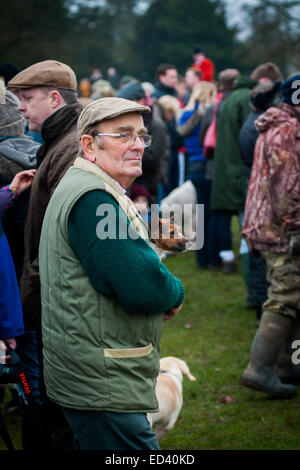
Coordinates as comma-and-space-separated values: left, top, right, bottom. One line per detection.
73, 157, 126, 195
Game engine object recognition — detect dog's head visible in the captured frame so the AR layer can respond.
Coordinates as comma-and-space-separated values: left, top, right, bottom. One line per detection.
149, 216, 192, 252
159, 356, 196, 383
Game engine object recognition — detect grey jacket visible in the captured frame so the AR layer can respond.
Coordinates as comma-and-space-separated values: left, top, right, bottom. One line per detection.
0, 136, 39, 169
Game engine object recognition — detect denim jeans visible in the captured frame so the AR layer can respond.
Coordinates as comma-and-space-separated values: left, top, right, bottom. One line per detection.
208, 210, 235, 266
188, 171, 214, 266
15, 327, 74, 449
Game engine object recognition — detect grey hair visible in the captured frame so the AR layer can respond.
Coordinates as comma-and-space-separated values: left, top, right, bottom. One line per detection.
77, 121, 104, 157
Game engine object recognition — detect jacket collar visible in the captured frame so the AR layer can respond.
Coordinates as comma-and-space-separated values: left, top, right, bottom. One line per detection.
41, 102, 82, 143
234, 75, 257, 91
154, 81, 177, 97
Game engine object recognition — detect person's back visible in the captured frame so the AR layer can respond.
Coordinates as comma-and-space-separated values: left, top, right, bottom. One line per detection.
243, 102, 300, 253
210, 75, 257, 213
240, 75, 300, 399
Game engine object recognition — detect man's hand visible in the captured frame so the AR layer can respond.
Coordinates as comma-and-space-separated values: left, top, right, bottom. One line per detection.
10, 169, 36, 194
164, 303, 183, 321
0, 338, 16, 363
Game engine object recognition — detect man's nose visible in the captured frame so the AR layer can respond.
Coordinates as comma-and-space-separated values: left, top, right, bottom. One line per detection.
18, 101, 25, 112
132, 136, 145, 149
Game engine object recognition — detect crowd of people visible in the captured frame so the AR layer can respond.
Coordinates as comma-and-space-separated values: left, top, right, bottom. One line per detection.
0, 43, 300, 449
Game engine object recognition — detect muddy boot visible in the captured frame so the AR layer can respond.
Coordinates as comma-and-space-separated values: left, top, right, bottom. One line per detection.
239, 311, 296, 398
276, 318, 300, 385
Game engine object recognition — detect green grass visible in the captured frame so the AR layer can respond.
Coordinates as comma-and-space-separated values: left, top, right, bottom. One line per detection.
158, 249, 300, 450
1, 217, 300, 450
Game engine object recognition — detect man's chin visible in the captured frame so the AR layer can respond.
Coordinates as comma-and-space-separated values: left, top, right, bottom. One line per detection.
133, 169, 143, 179
28, 123, 41, 133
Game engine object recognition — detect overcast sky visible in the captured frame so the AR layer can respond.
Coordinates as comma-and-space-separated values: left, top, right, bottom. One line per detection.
224, 0, 259, 38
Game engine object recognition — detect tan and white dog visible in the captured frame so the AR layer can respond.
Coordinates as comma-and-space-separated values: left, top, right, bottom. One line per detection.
160, 180, 197, 242
148, 356, 196, 441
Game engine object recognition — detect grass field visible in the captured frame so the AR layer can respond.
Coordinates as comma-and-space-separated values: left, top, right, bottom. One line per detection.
1, 217, 300, 450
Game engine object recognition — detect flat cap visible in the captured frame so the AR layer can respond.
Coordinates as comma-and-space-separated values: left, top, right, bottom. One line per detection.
8, 60, 77, 91
77, 96, 151, 137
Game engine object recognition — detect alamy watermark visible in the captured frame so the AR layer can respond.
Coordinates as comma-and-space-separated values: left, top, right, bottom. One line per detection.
291, 80, 300, 105
292, 340, 300, 365
95, 203, 204, 250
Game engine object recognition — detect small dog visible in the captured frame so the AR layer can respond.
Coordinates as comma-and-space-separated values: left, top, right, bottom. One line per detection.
149, 216, 192, 253
148, 357, 196, 441
160, 181, 197, 242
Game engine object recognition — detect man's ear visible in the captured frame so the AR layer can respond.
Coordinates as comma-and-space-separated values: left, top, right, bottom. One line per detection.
49, 89, 63, 109
81, 135, 97, 162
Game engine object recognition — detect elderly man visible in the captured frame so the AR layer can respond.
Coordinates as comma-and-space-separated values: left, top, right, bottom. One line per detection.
39, 97, 185, 450
117, 80, 169, 201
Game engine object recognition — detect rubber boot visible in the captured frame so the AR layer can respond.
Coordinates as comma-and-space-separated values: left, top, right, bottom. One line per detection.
276, 318, 300, 385
239, 311, 296, 398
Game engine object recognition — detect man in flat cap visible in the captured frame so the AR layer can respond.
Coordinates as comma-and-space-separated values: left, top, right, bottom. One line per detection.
117, 81, 169, 201
240, 74, 300, 398
8, 60, 82, 449
39, 97, 185, 450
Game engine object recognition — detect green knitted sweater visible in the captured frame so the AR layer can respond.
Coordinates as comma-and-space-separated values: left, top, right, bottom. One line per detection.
68, 189, 185, 315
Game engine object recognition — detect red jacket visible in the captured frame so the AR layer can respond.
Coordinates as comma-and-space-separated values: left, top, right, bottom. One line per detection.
192, 57, 215, 82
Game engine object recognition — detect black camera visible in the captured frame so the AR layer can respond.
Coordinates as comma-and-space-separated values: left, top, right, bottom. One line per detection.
0, 347, 20, 384
0, 345, 32, 398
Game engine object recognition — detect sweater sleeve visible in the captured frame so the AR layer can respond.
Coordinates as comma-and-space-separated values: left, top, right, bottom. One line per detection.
68, 190, 185, 314
0, 186, 16, 219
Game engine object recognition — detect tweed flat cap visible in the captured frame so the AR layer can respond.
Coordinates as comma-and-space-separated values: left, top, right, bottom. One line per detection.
77, 97, 151, 136
8, 60, 77, 91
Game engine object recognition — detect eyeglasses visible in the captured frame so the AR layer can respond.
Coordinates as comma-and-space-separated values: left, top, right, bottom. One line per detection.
95, 132, 152, 147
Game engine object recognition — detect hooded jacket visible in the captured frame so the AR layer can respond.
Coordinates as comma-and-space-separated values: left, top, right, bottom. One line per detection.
0, 136, 39, 169
242, 102, 300, 252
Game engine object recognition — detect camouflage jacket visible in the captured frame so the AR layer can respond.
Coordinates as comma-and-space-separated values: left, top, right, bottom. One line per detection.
242, 102, 300, 253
